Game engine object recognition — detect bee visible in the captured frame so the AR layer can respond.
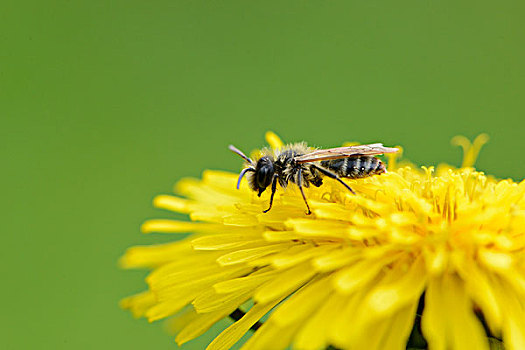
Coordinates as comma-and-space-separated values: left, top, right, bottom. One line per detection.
229, 141, 399, 214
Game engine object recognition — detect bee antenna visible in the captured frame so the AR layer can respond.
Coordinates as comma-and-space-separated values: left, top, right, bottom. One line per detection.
229, 145, 255, 166
237, 167, 255, 189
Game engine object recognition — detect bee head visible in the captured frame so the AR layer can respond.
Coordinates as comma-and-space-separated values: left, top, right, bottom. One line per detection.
230, 145, 274, 195
252, 156, 275, 196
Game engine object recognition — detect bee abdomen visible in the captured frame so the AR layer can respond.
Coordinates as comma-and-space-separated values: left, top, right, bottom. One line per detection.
321, 156, 385, 179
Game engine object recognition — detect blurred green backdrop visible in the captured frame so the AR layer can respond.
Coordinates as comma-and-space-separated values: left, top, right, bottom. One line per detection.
2, 0, 524, 349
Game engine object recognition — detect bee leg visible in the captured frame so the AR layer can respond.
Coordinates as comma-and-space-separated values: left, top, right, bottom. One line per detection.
312, 165, 356, 195
297, 168, 312, 215
263, 175, 278, 213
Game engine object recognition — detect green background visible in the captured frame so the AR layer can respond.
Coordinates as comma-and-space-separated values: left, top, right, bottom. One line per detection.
2, 1, 524, 349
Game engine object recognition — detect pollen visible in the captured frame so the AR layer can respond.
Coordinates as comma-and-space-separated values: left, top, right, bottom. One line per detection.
121, 132, 525, 350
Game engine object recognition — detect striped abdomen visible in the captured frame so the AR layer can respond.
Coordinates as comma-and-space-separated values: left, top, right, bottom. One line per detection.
320, 156, 386, 179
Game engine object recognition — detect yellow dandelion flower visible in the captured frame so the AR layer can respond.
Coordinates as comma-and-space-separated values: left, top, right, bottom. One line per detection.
121, 132, 525, 350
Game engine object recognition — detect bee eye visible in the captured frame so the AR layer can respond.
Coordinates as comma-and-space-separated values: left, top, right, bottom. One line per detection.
257, 168, 266, 185
256, 158, 274, 189
257, 167, 272, 187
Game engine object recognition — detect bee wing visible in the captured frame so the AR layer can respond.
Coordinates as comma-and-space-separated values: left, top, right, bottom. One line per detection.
295, 143, 399, 163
